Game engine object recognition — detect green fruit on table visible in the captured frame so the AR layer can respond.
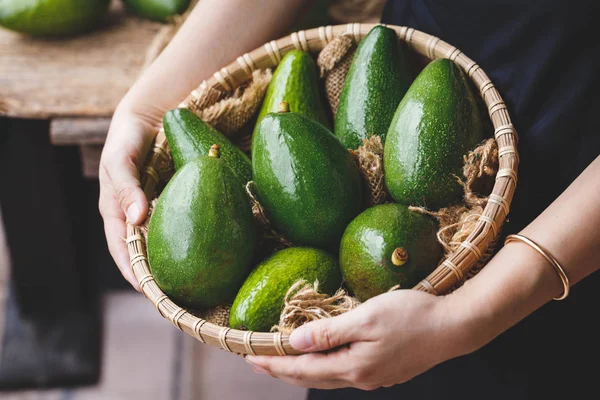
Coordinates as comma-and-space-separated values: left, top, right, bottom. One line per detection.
339, 203, 442, 301
255, 49, 330, 131
122, 0, 191, 22
252, 105, 363, 249
147, 146, 256, 309
0, 0, 110, 36
163, 108, 252, 183
230, 247, 342, 332
335, 25, 412, 149
384, 59, 485, 209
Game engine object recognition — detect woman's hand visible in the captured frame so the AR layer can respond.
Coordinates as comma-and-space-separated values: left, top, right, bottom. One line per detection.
246, 289, 473, 390
98, 106, 163, 290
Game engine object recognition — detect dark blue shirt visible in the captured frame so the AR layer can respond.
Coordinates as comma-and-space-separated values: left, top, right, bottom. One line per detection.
310, 1, 600, 399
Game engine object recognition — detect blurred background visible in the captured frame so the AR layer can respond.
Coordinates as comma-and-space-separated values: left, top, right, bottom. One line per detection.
0, 0, 384, 398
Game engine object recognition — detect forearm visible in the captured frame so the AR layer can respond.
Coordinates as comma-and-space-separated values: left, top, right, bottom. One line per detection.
117, 0, 312, 122
450, 156, 600, 353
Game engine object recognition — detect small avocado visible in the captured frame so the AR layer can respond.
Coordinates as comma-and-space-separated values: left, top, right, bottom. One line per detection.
252, 106, 363, 250
0, 0, 110, 36
255, 49, 330, 131
230, 247, 342, 332
384, 59, 485, 209
335, 25, 412, 149
339, 203, 442, 301
147, 145, 256, 309
163, 108, 252, 183
122, 0, 191, 22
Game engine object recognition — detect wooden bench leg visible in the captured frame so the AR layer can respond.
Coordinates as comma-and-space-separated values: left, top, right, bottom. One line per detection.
0, 118, 101, 390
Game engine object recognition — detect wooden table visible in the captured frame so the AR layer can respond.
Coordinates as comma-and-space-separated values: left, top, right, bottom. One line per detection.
0, 1, 169, 389
0, 0, 171, 177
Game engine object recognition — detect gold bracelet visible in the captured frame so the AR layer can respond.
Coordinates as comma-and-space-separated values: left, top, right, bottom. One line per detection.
504, 234, 570, 301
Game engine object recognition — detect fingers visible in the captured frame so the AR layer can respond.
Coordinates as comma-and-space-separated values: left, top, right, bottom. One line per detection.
103, 214, 141, 291
253, 364, 350, 389
246, 350, 350, 382
99, 170, 141, 292
105, 156, 148, 226
273, 376, 350, 390
287, 308, 367, 352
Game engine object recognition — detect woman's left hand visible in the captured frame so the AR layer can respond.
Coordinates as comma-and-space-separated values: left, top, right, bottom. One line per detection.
245, 289, 474, 390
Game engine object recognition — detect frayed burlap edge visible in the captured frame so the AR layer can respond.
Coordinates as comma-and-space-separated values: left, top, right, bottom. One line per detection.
271, 280, 360, 334
271, 281, 401, 334
350, 135, 389, 206
189, 69, 273, 137
317, 34, 356, 115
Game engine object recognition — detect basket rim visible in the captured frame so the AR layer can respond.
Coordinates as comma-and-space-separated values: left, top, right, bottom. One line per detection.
126, 22, 519, 356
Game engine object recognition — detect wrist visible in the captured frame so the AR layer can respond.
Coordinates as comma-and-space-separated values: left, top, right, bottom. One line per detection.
442, 242, 558, 355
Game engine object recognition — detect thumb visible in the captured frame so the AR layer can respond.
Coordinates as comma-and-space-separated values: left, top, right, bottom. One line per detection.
289, 310, 363, 353
110, 157, 148, 225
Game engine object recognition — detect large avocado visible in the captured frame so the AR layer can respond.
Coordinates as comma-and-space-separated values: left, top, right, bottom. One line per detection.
339, 203, 442, 301
147, 147, 256, 309
0, 0, 110, 36
122, 0, 191, 22
255, 49, 330, 131
334, 25, 412, 149
384, 59, 485, 209
252, 108, 363, 249
230, 247, 342, 332
163, 108, 252, 183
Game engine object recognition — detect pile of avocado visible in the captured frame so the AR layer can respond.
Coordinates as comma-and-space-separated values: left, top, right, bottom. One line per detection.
147, 25, 486, 332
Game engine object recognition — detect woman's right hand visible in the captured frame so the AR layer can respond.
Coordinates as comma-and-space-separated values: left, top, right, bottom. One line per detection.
98, 105, 164, 290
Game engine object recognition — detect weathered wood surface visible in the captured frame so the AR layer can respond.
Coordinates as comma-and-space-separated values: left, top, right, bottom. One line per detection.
0, 2, 165, 119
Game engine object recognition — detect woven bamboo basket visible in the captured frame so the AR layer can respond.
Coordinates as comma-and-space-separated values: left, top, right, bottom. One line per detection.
126, 23, 519, 356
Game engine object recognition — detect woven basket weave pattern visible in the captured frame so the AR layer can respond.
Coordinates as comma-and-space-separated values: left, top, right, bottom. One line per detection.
127, 23, 519, 356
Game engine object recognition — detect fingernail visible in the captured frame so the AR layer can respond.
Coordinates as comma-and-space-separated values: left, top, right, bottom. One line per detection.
289, 327, 312, 350
253, 366, 268, 375
126, 202, 141, 223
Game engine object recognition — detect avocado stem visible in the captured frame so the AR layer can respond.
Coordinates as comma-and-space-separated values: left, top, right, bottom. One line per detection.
208, 144, 221, 158
391, 247, 408, 266
277, 101, 290, 113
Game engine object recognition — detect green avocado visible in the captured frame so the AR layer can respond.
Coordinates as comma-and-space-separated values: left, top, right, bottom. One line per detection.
163, 108, 252, 183
0, 0, 110, 36
384, 59, 485, 209
255, 49, 330, 131
339, 203, 442, 301
147, 149, 256, 309
334, 25, 412, 149
122, 0, 191, 22
230, 247, 342, 332
252, 109, 363, 249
